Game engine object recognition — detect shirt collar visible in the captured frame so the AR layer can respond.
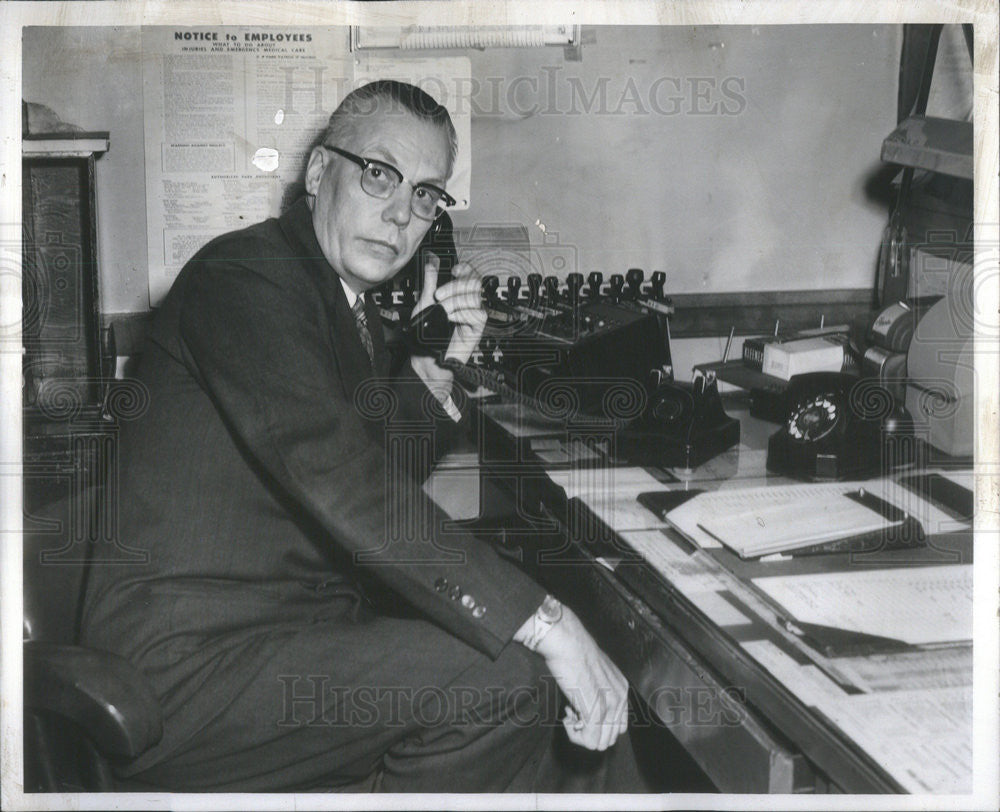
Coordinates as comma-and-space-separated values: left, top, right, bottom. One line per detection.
340, 278, 361, 308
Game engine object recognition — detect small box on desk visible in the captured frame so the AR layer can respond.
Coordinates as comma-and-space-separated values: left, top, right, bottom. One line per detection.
762, 335, 854, 381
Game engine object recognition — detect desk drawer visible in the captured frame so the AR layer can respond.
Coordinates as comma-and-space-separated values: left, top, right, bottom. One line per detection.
539, 552, 816, 793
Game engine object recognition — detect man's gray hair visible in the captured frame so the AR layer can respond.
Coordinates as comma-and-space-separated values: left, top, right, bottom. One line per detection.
322, 80, 458, 174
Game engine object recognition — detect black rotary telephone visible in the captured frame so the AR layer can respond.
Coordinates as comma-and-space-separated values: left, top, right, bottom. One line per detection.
766, 372, 905, 480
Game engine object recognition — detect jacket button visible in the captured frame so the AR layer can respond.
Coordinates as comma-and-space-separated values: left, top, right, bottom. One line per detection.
472, 605, 486, 619
434, 577, 448, 593
460, 594, 475, 609
449, 585, 463, 600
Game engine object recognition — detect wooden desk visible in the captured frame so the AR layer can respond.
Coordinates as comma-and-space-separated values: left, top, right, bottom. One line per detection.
428, 398, 973, 794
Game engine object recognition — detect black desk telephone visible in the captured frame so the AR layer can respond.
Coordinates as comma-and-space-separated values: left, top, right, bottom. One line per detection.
766, 372, 907, 480
616, 372, 741, 470
376, 246, 743, 468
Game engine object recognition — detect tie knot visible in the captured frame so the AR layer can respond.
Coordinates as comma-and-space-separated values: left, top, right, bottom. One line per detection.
351, 296, 366, 319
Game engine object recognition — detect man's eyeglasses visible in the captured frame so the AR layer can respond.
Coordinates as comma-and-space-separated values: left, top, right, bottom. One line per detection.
324, 146, 456, 221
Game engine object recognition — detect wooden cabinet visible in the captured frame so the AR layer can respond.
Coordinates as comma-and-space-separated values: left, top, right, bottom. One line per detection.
22, 133, 112, 518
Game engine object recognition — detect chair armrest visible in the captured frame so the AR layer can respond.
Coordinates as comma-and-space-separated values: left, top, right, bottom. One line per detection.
24, 641, 163, 759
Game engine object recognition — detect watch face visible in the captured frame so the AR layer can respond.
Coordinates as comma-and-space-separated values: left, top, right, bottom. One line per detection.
788, 394, 839, 442
539, 596, 563, 622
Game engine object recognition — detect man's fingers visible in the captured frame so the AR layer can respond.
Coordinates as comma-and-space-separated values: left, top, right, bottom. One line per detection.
599, 687, 626, 751
449, 261, 476, 280
422, 252, 440, 292
412, 254, 441, 315
435, 281, 481, 314
564, 689, 621, 752
563, 717, 589, 748
564, 704, 601, 749
445, 306, 487, 329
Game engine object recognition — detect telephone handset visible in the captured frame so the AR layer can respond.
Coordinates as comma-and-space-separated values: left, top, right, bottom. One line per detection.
407, 294, 454, 355
403, 212, 458, 355
766, 372, 894, 480
416, 209, 457, 288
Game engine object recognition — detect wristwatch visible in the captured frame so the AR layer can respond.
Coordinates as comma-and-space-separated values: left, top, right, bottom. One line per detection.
522, 594, 563, 651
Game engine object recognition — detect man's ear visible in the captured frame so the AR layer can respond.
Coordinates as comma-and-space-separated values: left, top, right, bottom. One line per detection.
304, 146, 328, 197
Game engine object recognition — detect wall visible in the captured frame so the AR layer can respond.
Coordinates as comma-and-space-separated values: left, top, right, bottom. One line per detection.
23, 26, 148, 313
22, 24, 904, 348
451, 25, 902, 296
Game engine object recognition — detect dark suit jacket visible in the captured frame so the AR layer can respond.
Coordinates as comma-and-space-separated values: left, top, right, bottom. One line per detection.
82, 198, 545, 706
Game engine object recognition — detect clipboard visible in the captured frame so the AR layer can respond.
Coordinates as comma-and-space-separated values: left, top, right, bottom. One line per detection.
692, 488, 926, 559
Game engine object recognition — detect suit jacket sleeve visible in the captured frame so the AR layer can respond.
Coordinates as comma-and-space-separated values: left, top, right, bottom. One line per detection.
175, 250, 545, 659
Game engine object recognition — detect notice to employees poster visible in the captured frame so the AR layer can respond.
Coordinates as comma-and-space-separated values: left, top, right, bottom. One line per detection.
142, 27, 471, 305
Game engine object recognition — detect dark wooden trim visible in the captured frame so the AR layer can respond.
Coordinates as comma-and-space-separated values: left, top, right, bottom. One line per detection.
667, 288, 878, 338
103, 289, 880, 350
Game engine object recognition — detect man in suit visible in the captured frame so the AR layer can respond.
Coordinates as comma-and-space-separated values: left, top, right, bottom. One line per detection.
81, 80, 640, 792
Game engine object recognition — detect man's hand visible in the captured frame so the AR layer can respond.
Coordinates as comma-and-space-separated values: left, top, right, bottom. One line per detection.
514, 603, 629, 751
409, 253, 487, 413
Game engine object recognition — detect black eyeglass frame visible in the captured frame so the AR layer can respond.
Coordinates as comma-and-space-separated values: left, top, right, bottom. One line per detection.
324, 145, 456, 218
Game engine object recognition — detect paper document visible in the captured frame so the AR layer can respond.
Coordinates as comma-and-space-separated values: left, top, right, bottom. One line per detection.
617, 530, 731, 594
834, 646, 973, 693
546, 466, 669, 500
532, 438, 604, 465
665, 481, 871, 548
817, 687, 971, 793
684, 590, 753, 627
698, 491, 897, 557
741, 639, 849, 708
577, 493, 669, 532
752, 565, 973, 646
665, 476, 972, 552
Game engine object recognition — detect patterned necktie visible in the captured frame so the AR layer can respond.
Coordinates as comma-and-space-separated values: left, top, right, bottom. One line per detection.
351, 296, 375, 366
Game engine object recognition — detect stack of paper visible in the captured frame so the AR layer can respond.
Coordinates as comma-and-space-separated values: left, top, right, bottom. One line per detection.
817, 687, 972, 793
666, 482, 900, 557
696, 492, 897, 557
751, 565, 973, 647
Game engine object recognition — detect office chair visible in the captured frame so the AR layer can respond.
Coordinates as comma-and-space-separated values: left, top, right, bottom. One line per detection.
22, 487, 382, 793
22, 490, 163, 792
